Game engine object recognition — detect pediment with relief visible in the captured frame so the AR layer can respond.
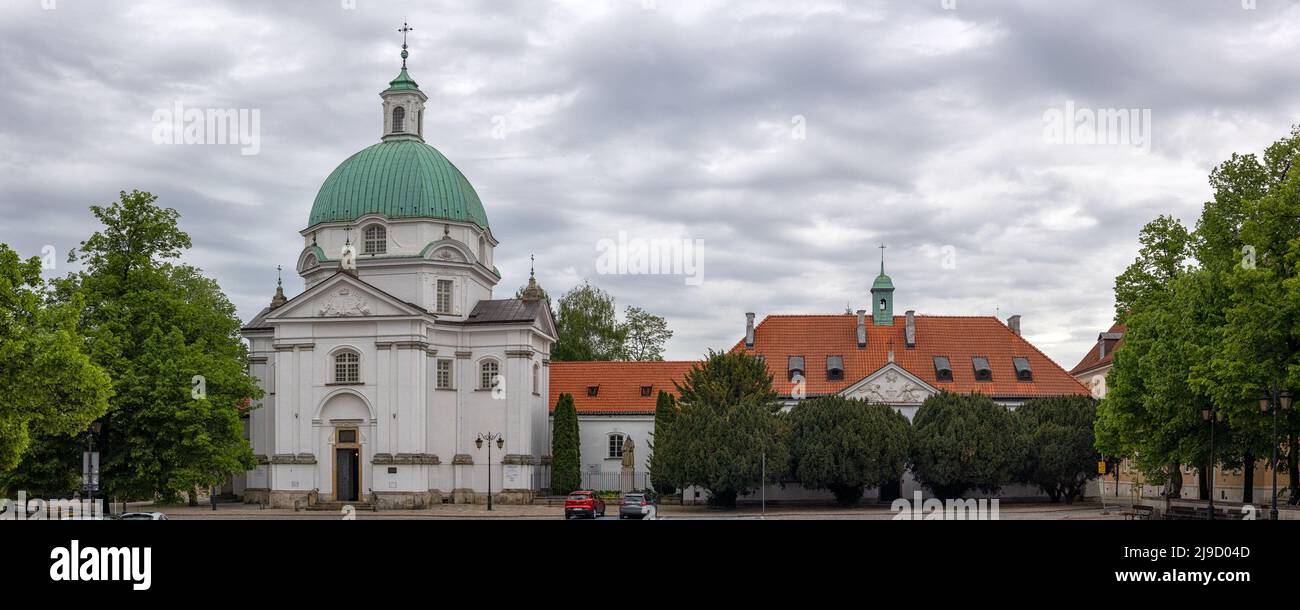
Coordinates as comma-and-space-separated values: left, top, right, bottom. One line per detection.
842, 364, 936, 405
317, 286, 373, 317
265, 274, 426, 320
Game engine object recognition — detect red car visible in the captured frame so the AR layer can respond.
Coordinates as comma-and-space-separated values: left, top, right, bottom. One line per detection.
564, 491, 606, 519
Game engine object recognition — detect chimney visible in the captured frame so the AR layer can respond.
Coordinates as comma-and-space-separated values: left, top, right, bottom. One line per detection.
1098, 337, 1106, 359
904, 310, 916, 348
855, 310, 867, 348
1007, 314, 1021, 336
745, 312, 755, 348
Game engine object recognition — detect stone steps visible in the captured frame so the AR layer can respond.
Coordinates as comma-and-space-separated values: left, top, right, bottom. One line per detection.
306, 501, 374, 512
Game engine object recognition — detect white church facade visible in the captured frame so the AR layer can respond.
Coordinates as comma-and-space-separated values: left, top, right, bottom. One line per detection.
237, 41, 555, 509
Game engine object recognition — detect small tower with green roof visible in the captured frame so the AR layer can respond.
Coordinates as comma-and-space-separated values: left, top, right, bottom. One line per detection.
382, 21, 427, 142
871, 244, 894, 326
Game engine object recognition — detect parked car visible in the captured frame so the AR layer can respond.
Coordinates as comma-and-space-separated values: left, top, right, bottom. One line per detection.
563, 491, 606, 519
619, 492, 655, 519
118, 512, 168, 520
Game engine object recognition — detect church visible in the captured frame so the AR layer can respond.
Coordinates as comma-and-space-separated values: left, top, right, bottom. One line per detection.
235, 38, 556, 509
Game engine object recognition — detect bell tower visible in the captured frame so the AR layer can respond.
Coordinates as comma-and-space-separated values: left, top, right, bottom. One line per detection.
381, 21, 427, 142
871, 244, 894, 326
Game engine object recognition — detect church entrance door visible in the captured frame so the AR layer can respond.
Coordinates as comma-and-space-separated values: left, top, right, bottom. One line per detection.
336, 448, 359, 501
334, 427, 361, 502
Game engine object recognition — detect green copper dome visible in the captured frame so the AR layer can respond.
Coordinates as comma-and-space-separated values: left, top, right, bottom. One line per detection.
872, 273, 894, 290
307, 139, 490, 229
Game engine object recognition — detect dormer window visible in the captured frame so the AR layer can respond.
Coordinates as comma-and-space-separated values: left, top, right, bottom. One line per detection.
392, 106, 406, 133
826, 356, 844, 381
972, 356, 993, 382
587, 385, 599, 397
933, 356, 953, 382
1013, 357, 1033, 382
640, 385, 653, 397
363, 225, 387, 255
788, 356, 805, 382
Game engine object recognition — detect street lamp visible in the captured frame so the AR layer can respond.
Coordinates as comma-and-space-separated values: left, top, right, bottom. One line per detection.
1202, 406, 1222, 520
85, 421, 102, 511
475, 432, 504, 511
1259, 388, 1293, 521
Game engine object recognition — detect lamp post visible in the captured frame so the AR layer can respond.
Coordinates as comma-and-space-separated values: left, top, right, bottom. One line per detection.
475, 432, 504, 511
1202, 406, 1221, 520
1259, 388, 1293, 521
84, 421, 102, 511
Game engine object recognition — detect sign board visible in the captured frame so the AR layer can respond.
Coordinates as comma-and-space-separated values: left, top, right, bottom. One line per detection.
503, 464, 521, 487
1097, 460, 1107, 475
83, 451, 100, 492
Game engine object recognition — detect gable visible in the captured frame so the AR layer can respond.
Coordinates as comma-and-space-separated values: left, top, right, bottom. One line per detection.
264, 273, 429, 320
840, 362, 937, 405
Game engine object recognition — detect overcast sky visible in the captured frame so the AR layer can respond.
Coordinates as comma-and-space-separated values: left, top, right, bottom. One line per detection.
3, 0, 1298, 369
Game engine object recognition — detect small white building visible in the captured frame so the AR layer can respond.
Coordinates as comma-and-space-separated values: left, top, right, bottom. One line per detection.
238, 46, 555, 509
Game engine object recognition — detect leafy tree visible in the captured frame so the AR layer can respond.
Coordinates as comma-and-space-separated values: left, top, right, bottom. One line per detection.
622, 306, 673, 361
647, 390, 678, 495
1015, 395, 1100, 503
787, 396, 911, 506
550, 280, 672, 362
910, 392, 1021, 498
0, 244, 112, 491
552, 281, 626, 361
657, 350, 786, 507
550, 393, 581, 494
1095, 217, 1202, 497
49, 190, 260, 502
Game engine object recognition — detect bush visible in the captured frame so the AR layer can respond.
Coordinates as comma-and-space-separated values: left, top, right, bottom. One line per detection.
787, 396, 911, 506
1015, 395, 1100, 503
910, 392, 1021, 498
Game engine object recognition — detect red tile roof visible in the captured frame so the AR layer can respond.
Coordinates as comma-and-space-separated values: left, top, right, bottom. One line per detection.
732, 314, 1090, 398
1069, 322, 1125, 376
549, 361, 698, 414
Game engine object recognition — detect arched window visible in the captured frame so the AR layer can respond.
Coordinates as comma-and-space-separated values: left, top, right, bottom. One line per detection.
478, 235, 486, 263
363, 225, 386, 255
334, 351, 360, 384
392, 107, 406, 133
480, 359, 500, 390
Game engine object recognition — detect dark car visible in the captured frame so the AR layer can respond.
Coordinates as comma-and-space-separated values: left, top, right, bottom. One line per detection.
619, 492, 655, 519
564, 491, 606, 519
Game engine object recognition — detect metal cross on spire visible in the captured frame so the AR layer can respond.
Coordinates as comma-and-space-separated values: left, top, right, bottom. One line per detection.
878, 243, 886, 275
398, 21, 414, 69
530, 253, 535, 278
276, 264, 283, 287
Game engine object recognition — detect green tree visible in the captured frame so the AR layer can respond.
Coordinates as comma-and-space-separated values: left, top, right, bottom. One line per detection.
647, 390, 679, 494
622, 306, 673, 361
657, 350, 786, 507
787, 396, 911, 506
50, 190, 260, 502
910, 392, 1021, 498
0, 244, 112, 491
552, 281, 626, 361
1015, 395, 1100, 503
550, 280, 672, 362
550, 393, 581, 494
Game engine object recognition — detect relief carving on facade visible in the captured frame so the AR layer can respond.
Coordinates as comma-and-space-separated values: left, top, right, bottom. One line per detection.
317, 286, 373, 317
860, 370, 930, 404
